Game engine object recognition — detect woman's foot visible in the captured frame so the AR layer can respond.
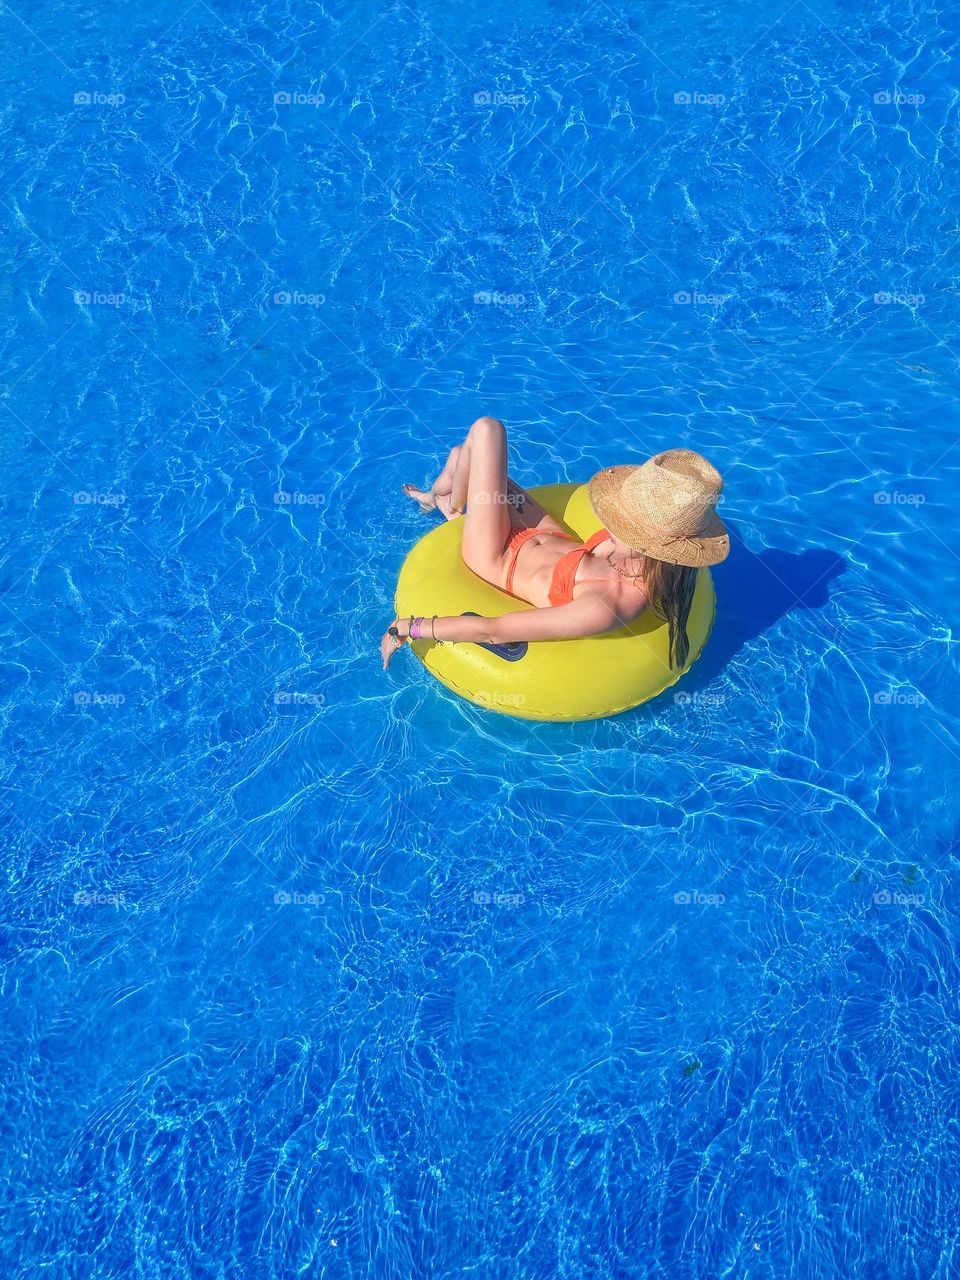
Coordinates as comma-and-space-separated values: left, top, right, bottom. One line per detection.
402, 484, 463, 520
402, 483, 437, 514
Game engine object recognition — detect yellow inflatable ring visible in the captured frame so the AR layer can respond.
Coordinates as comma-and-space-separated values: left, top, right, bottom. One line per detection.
395, 483, 716, 721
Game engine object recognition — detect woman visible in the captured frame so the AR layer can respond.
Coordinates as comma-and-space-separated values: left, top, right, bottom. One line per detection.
382, 416, 729, 670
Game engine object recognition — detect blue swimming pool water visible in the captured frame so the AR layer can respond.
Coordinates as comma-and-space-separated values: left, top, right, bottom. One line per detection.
2, 1, 959, 1275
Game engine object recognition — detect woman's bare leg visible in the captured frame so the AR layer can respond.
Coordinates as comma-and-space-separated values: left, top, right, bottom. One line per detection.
403, 417, 555, 543
450, 437, 553, 534
458, 417, 514, 579
402, 445, 462, 513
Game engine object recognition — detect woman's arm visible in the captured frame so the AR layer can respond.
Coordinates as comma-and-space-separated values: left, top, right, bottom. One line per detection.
382, 595, 632, 669
463, 596, 621, 644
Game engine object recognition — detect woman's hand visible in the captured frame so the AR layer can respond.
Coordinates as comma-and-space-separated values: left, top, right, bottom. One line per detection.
381, 618, 410, 670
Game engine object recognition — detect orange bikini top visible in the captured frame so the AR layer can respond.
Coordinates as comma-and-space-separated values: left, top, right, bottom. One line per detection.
548, 529, 610, 606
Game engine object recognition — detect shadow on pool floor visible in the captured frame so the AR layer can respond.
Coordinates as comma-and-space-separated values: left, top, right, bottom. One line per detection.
683, 521, 847, 688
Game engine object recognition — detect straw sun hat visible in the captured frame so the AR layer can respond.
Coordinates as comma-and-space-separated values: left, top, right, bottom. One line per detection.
587, 449, 730, 568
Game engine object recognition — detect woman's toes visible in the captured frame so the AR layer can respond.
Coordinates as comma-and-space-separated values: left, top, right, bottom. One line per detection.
402, 484, 435, 513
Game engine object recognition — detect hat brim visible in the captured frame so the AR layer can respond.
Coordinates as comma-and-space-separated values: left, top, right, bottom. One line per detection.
588, 465, 730, 568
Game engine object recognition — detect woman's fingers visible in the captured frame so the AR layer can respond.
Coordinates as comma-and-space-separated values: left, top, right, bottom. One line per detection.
381, 632, 403, 669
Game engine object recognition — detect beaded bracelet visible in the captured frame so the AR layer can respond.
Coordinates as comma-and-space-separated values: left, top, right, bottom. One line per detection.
431, 615, 444, 645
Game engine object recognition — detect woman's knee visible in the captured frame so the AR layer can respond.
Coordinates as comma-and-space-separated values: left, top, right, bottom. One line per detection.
469, 415, 505, 441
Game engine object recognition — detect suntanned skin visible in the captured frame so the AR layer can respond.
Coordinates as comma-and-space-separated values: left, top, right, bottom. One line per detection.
383, 417, 651, 669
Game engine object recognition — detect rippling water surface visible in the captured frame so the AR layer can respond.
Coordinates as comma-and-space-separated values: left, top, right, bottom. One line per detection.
2, 1, 959, 1276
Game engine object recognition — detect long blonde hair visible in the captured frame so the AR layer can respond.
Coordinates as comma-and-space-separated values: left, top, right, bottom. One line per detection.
642, 557, 698, 669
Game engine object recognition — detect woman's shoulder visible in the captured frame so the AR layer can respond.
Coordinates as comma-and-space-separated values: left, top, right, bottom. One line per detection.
584, 574, 649, 618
